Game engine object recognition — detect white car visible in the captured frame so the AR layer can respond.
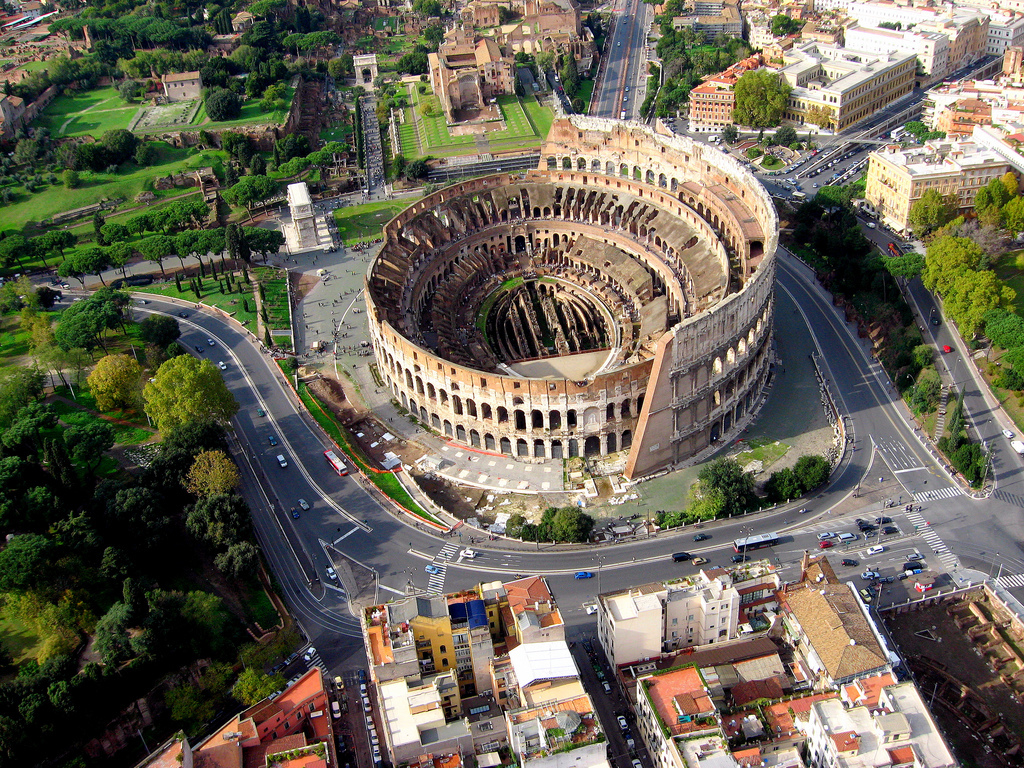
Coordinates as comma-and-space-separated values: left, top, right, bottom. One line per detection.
586, 604, 599, 615
817, 531, 835, 540
1004, 429, 1015, 439
617, 715, 629, 730
326, 567, 338, 581
462, 548, 477, 559
866, 545, 885, 556
303, 647, 317, 661
218, 361, 227, 370
207, 338, 215, 346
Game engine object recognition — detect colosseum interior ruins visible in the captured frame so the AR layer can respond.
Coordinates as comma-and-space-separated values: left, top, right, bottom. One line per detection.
365, 117, 778, 479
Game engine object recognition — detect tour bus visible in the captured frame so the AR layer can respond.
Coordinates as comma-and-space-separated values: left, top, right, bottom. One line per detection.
324, 449, 349, 476
733, 532, 780, 552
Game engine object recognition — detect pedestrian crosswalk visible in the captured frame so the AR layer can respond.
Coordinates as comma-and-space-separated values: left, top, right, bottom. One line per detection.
425, 543, 459, 594
913, 485, 963, 502
996, 573, 1024, 589
305, 647, 325, 670
905, 510, 960, 568
993, 488, 1024, 509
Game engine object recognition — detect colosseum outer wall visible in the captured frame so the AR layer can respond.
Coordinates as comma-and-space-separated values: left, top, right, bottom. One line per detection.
367, 116, 778, 478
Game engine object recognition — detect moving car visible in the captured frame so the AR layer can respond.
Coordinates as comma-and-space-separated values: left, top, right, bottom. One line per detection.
218, 361, 227, 370
692, 533, 710, 541
462, 548, 477, 559
574, 571, 594, 579
692, 557, 709, 565
178, 311, 189, 318
731, 554, 749, 563
819, 540, 833, 549
256, 407, 265, 417
268, 435, 278, 446
841, 558, 858, 566
326, 567, 337, 581
1004, 429, 1016, 439
303, 647, 317, 662
883, 526, 899, 535
860, 571, 881, 580
207, 338, 215, 346
425, 564, 442, 575
867, 545, 885, 556
907, 552, 924, 561
672, 552, 691, 562
276, 454, 288, 467
942, 345, 952, 353
291, 508, 299, 519
617, 716, 629, 731
298, 498, 310, 511
194, 345, 204, 352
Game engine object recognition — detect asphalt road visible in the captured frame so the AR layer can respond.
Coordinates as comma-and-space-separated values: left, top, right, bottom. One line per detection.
114, 233, 1024, 675
591, 0, 651, 120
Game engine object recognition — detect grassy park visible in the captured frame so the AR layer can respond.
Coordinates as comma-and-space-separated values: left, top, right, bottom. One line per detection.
137, 275, 260, 332
333, 198, 417, 245
191, 86, 295, 130
34, 86, 136, 138
398, 88, 553, 159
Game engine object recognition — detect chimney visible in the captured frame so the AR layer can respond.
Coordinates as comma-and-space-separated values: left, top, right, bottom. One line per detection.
801, 550, 811, 577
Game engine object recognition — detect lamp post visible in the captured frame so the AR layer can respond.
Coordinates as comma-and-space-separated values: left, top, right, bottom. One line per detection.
597, 555, 606, 595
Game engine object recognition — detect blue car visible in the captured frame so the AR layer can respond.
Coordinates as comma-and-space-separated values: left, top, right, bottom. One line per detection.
425, 565, 442, 575
574, 571, 594, 579
291, 508, 299, 519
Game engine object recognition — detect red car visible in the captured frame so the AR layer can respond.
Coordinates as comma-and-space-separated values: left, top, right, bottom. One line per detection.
819, 540, 834, 549
942, 345, 952, 353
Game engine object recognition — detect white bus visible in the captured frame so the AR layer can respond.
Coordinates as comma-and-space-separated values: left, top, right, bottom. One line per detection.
324, 449, 349, 476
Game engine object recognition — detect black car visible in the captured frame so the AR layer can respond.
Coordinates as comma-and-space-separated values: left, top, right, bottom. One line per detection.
178, 311, 189, 318
883, 526, 899, 535
672, 552, 691, 562
731, 554, 749, 563
693, 533, 710, 542
876, 516, 893, 525
841, 558, 858, 566
268, 435, 278, 446
195, 345, 204, 352
858, 523, 877, 531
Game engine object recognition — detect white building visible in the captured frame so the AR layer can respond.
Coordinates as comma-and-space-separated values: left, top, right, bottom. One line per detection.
596, 565, 780, 668
805, 682, 957, 768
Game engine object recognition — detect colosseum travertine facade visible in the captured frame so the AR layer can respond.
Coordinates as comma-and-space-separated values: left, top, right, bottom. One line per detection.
365, 117, 778, 479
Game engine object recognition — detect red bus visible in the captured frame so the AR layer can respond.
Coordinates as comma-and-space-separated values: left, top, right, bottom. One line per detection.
324, 449, 349, 476
888, 242, 901, 257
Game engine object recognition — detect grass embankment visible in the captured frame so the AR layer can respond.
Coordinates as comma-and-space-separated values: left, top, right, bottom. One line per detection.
292, 376, 442, 526
136, 270, 260, 331
253, 266, 290, 332
192, 86, 294, 130
333, 198, 417, 245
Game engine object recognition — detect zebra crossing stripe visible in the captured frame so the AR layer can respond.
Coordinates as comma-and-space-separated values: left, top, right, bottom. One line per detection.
913, 486, 962, 502
998, 574, 1024, 589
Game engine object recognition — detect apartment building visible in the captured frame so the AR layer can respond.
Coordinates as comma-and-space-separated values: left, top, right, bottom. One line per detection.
672, 0, 743, 37
597, 564, 780, 668
507, 693, 608, 768
805, 680, 957, 767
865, 138, 1010, 232
776, 555, 893, 689
843, 23, 950, 80
634, 663, 719, 768
777, 43, 917, 132
687, 54, 769, 132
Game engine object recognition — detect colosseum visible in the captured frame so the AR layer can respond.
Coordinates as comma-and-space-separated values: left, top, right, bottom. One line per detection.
365, 117, 778, 480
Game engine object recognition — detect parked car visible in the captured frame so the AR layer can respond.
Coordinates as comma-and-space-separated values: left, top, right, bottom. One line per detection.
819, 540, 834, 549
268, 435, 278, 446
207, 338, 216, 346
838, 532, 858, 542
876, 516, 893, 525
218, 361, 227, 370
1003, 429, 1016, 439
178, 311, 188, 318
907, 552, 924, 561
860, 571, 881, 580
617, 716, 629, 731
817, 532, 835, 540
276, 454, 288, 468
291, 508, 299, 519
859, 588, 873, 603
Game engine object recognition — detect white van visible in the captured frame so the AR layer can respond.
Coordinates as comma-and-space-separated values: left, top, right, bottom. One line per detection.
1012, 440, 1024, 456
837, 532, 857, 542
277, 454, 288, 468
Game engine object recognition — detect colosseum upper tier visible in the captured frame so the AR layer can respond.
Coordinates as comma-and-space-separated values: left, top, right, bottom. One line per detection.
366, 117, 778, 479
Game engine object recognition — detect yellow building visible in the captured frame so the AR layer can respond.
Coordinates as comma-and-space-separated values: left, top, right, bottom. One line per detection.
865, 139, 1011, 234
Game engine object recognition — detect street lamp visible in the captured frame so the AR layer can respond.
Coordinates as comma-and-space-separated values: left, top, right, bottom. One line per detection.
596, 555, 606, 595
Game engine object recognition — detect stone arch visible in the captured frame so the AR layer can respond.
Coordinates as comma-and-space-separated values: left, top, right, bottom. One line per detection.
551, 439, 563, 459
466, 398, 478, 417
584, 407, 601, 427
562, 157, 572, 170
606, 160, 615, 175
577, 157, 586, 170
531, 409, 544, 429
427, 382, 436, 400
516, 438, 529, 457
481, 403, 492, 420
726, 347, 736, 366
549, 410, 562, 429
621, 399, 631, 418
547, 156, 557, 170
608, 432, 617, 452
567, 409, 577, 428
534, 439, 545, 457
431, 413, 441, 428
645, 169, 655, 184
456, 424, 467, 442
737, 337, 747, 356
420, 405, 428, 422
401, 391, 408, 408
713, 357, 723, 376
497, 406, 509, 423
515, 410, 527, 430
500, 436, 512, 454
443, 420, 453, 436
453, 395, 464, 415
606, 402, 615, 421
619, 163, 629, 177
415, 376, 424, 395
568, 438, 579, 457
584, 435, 601, 456
622, 429, 632, 448
591, 158, 601, 171
485, 433, 496, 450
658, 173, 668, 188
633, 166, 642, 181
470, 429, 481, 447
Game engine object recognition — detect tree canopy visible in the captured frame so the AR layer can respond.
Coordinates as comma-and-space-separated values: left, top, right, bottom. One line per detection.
732, 70, 790, 128
144, 355, 239, 431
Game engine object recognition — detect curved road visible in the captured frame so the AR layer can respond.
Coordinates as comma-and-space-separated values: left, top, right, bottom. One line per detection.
127, 245, 1024, 669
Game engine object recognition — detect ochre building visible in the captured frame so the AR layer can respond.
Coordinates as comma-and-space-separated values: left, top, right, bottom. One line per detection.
365, 117, 777, 479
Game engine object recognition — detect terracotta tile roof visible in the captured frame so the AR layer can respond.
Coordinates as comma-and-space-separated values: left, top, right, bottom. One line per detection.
763, 692, 837, 736
730, 676, 785, 706
193, 716, 245, 768
781, 582, 887, 681
722, 709, 758, 739
505, 576, 553, 612
842, 672, 897, 708
244, 735, 306, 768
732, 747, 762, 768
644, 665, 714, 735
508, 694, 593, 724
433, 754, 463, 768
887, 744, 917, 766
830, 730, 860, 753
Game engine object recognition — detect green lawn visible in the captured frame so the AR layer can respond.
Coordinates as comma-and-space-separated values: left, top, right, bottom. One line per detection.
35, 86, 136, 138
0, 609, 43, 666
400, 88, 552, 159
577, 79, 595, 112
49, 399, 155, 445
136, 275, 259, 331
0, 142, 220, 233
192, 87, 294, 130
254, 267, 291, 332
995, 250, 1024, 317
0, 314, 33, 366
333, 198, 419, 245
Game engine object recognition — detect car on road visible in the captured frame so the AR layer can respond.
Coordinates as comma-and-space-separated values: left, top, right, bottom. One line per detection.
574, 571, 594, 579
462, 548, 477, 559
860, 571, 881, 580
867, 545, 885, 556
632, 761, 642, 768
731, 554, 749, 563
841, 558, 858, 566
859, 588, 873, 603
883, 526, 899, 535
218, 361, 227, 370
425, 564, 442, 575
819, 540, 834, 549
326, 567, 337, 581
276, 454, 288, 468
799, 508, 809, 514
178, 311, 188, 318
817, 531, 835, 540
692, 557, 709, 565
942, 345, 952, 353
931, 315, 940, 326
207, 338, 215, 346
268, 435, 278, 446
298, 498, 310, 511
617, 716, 629, 731
693, 533, 710, 541
586, 604, 599, 615
1004, 429, 1016, 439
907, 552, 924, 561
194, 345, 204, 352
672, 552, 691, 562
291, 508, 299, 519
256, 407, 265, 417
303, 647, 317, 662
876, 516, 893, 524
